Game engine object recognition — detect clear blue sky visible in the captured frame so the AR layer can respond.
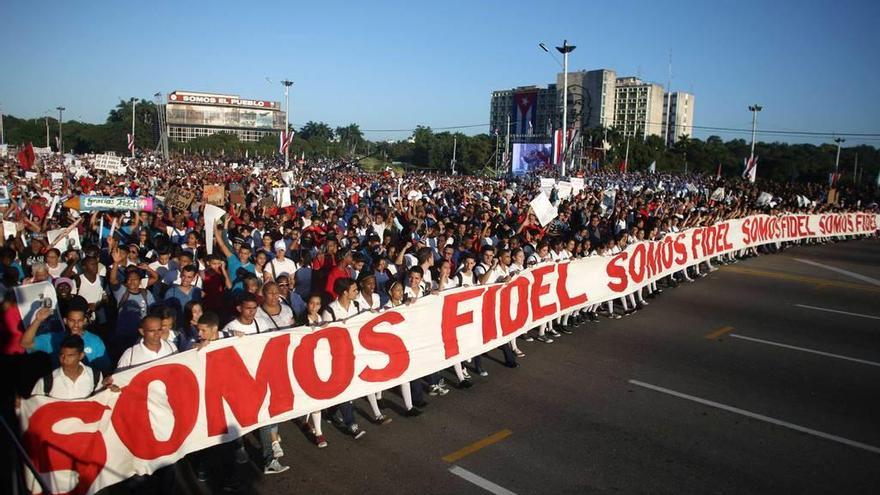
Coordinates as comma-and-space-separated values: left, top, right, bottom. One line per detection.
2, 0, 878, 145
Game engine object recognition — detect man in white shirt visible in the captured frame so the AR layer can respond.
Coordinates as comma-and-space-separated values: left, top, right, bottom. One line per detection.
322, 278, 368, 439
264, 240, 298, 281
222, 293, 271, 336
31, 335, 101, 399
115, 315, 176, 371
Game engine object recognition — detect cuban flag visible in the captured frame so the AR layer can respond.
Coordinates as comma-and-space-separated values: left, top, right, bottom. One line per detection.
828, 172, 841, 187
127, 133, 135, 153
279, 130, 294, 154
742, 156, 757, 183
513, 91, 537, 135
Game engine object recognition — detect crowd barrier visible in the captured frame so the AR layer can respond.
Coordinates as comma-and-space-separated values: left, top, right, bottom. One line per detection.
18, 212, 879, 494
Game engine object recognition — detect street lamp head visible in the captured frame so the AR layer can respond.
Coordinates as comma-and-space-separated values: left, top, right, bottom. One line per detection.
538, 42, 549, 52
281, 79, 294, 87
556, 41, 576, 54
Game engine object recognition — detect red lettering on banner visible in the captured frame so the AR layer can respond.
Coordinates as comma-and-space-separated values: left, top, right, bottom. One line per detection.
606, 252, 628, 292
718, 223, 734, 251
204, 334, 294, 436
358, 311, 409, 382
530, 264, 558, 320
661, 237, 674, 269
440, 287, 485, 359
691, 227, 702, 259
742, 218, 752, 244
112, 364, 199, 459
293, 327, 355, 399
500, 277, 530, 335
674, 233, 688, 264
556, 262, 588, 310
23, 401, 108, 495
630, 244, 646, 283
481, 285, 501, 344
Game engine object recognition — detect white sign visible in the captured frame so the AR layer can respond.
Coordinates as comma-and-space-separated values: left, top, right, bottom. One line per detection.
530, 193, 558, 226
47, 227, 82, 250
557, 181, 573, 200
94, 154, 125, 174
2, 220, 16, 239
539, 178, 555, 197
51, 172, 63, 182
0, 144, 7, 158
14, 281, 61, 330
204, 204, 226, 256
33, 146, 53, 156
711, 187, 726, 202
570, 177, 585, 195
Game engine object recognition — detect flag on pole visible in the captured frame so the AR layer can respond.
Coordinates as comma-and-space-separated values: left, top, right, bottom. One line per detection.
742, 156, 757, 183
648, 161, 656, 173
716, 163, 722, 179
618, 161, 627, 173
828, 172, 841, 187
55, 136, 61, 151
127, 133, 135, 153
279, 130, 294, 154
553, 130, 563, 164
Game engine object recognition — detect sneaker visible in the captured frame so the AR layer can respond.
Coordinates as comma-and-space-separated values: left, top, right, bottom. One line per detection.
560, 327, 573, 335
196, 467, 209, 482
405, 408, 423, 417
234, 445, 249, 464
271, 440, 284, 459
514, 350, 526, 358
348, 424, 366, 439
458, 378, 473, 389
610, 313, 622, 320
477, 369, 488, 377
315, 435, 328, 448
523, 335, 535, 342
548, 329, 561, 338
429, 385, 442, 396
536, 335, 554, 343
437, 384, 451, 395
263, 459, 290, 475
461, 368, 472, 380
374, 414, 393, 425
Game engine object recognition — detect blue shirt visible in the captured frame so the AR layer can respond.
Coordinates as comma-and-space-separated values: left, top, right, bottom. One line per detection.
164, 285, 202, 317
31, 330, 110, 371
227, 256, 254, 294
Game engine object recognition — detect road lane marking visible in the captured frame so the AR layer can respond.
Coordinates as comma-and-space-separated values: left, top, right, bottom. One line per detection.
628, 379, 880, 455
793, 258, 880, 286
449, 465, 518, 495
705, 326, 735, 340
442, 429, 513, 463
794, 304, 880, 320
722, 266, 880, 293
729, 334, 880, 368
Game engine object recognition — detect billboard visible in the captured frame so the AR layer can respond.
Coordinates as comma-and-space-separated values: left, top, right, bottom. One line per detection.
165, 104, 283, 130
168, 92, 278, 110
511, 142, 552, 175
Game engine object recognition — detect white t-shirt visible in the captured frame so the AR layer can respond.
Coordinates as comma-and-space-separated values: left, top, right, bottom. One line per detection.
222, 317, 273, 336
356, 292, 381, 310
264, 258, 299, 280
31, 364, 101, 399
256, 305, 295, 330
116, 340, 176, 370
321, 299, 361, 322
47, 262, 68, 278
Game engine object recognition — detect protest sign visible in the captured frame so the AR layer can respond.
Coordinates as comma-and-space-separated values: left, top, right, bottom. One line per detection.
826, 188, 839, 205
539, 178, 555, 197
756, 192, 773, 206
2, 220, 16, 239
63, 196, 154, 213
47, 227, 82, 250
94, 154, 125, 174
271, 187, 291, 208
165, 187, 195, 211
556, 181, 573, 200
14, 281, 61, 330
203, 185, 226, 206
0, 185, 9, 206
25, 171, 38, 179
51, 172, 63, 182
529, 193, 558, 226
711, 187, 726, 202
570, 177, 585, 195
0, 144, 8, 158
229, 183, 245, 206
259, 196, 277, 209
281, 171, 294, 186
601, 189, 616, 212
204, 204, 226, 255
18, 211, 880, 495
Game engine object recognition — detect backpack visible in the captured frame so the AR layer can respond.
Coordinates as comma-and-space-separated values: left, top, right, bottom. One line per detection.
323, 300, 360, 322
42, 367, 101, 396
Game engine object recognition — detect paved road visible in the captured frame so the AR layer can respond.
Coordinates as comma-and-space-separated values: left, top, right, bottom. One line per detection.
132, 239, 880, 495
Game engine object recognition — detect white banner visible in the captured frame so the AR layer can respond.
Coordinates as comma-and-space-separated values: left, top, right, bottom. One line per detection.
18, 212, 880, 495
94, 154, 125, 174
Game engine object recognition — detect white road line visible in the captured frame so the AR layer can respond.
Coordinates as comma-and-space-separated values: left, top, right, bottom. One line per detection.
793, 258, 880, 286
729, 333, 880, 368
794, 303, 880, 320
628, 379, 880, 455
449, 465, 519, 495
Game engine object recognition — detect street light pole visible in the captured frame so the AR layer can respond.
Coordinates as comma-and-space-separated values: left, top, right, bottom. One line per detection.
833, 137, 845, 173
56, 106, 65, 152
556, 40, 576, 177
131, 98, 137, 158
281, 80, 293, 168
748, 104, 762, 164
45, 115, 50, 148
0, 105, 4, 145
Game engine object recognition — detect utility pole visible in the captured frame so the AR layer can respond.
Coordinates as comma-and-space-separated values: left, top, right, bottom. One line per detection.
833, 137, 845, 173
450, 135, 457, 175
556, 40, 576, 177
281, 80, 294, 168
505, 113, 511, 174
56, 106, 65, 152
131, 98, 137, 158
748, 104, 762, 164
623, 135, 630, 173
853, 153, 858, 185
45, 115, 50, 148
0, 104, 4, 145
664, 51, 672, 148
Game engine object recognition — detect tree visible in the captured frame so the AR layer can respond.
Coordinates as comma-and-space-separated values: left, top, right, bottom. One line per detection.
335, 123, 364, 156
298, 121, 334, 141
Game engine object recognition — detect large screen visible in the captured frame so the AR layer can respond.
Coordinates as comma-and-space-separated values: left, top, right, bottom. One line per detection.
165, 104, 283, 130
511, 142, 552, 175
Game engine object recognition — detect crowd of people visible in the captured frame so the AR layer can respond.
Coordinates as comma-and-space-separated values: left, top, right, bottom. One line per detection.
1, 149, 876, 491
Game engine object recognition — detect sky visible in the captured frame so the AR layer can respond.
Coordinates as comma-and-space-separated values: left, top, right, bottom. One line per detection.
1, 0, 878, 145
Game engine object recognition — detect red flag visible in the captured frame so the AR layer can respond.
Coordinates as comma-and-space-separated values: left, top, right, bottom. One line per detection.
618, 161, 627, 173
17, 142, 36, 171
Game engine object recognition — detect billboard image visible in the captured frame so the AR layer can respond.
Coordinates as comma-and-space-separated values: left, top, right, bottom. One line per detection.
165, 104, 283, 130
511, 142, 552, 175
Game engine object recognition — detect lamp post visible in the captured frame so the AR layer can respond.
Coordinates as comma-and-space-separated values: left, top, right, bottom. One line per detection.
0, 103, 4, 145
833, 137, 845, 173
281, 79, 294, 167
540, 40, 575, 177
748, 104, 762, 164
131, 97, 137, 158
56, 106, 66, 152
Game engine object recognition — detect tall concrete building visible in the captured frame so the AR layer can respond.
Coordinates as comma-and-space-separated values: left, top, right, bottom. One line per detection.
555, 69, 616, 132
489, 85, 557, 137
613, 77, 666, 139
662, 91, 695, 146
